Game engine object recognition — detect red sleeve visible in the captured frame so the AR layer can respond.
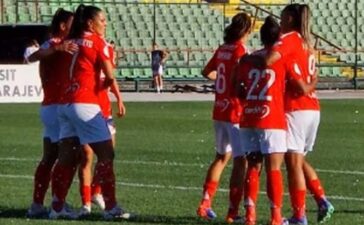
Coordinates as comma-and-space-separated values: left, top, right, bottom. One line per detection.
96, 37, 110, 62
286, 59, 303, 81
272, 34, 300, 59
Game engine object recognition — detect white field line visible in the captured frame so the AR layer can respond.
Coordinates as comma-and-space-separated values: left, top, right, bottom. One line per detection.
1, 173, 364, 202
1, 157, 364, 176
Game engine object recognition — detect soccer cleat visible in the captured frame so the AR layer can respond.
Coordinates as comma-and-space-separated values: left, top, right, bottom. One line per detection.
317, 199, 334, 223
269, 218, 289, 225
49, 205, 78, 219
78, 205, 91, 217
92, 194, 105, 210
196, 206, 217, 220
288, 216, 308, 225
26, 202, 48, 218
225, 207, 243, 224
226, 215, 244, 224
103, 205, 132, 220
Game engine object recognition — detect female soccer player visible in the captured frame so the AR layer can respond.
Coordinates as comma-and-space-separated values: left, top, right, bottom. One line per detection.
49, 4, 128, 220
26, 8, 75, 218
196, 12, 251, 222
78, 40, 125, 216
280, 4, 334, 224
235, 16, 293, 225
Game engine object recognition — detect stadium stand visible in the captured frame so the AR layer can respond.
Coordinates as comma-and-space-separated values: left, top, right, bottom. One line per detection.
1, 0, 363, 89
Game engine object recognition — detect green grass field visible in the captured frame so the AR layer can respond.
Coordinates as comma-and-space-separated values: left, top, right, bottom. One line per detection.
0, 100, 364, 225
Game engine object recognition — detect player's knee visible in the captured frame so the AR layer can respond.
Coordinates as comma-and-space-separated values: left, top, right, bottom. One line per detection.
215, 152, 231, 164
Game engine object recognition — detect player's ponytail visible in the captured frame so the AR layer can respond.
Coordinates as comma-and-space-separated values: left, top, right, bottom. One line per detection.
299, 4, 311, 49
50, 8, 74, 37
260, 16, 280, 47
223, 12, 251, 44
282, 3, 311, 48
68, 4, 101, 39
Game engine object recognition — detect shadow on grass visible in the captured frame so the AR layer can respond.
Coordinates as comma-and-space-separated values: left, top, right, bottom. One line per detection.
307, 208, 364, 215
0, 207, 227, 224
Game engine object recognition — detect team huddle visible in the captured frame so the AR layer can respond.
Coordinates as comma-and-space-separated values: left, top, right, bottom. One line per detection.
24, 2, 334, 224
197, 4, 334, 225
26, 4, 129, 220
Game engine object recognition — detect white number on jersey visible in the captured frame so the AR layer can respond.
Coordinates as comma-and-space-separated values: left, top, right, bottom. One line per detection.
307, 53, 317, 98
246, 68, 276, 101
215, 63, 226, 94
69, 51, 79, 80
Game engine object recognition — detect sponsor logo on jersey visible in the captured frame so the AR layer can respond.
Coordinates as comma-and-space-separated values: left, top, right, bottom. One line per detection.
244, 105, 270, 119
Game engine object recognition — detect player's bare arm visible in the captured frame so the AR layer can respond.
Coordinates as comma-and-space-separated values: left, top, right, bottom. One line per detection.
202, 67, 217, 81
265, 50, 281, 66
28, 41, 78, 62
101, 59, 115, 88
290, 74, 318, 96
110, 79, 126, 118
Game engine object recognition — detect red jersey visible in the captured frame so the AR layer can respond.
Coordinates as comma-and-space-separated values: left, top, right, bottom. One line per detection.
39, 38, 65, 105
272, 31, 304, 61
285, 49, 320, 111
237, 48, 296, 130
205, 41, 249, 123
63, 32, 110, 104
98, 44, 116, 118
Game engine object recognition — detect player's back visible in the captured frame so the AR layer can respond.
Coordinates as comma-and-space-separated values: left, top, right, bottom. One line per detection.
65, 32, 109, 104
206, 41, 248, 123
237, 48, 287, 130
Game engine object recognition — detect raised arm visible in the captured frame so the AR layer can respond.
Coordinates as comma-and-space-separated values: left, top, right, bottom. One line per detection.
28, 41, 78, 62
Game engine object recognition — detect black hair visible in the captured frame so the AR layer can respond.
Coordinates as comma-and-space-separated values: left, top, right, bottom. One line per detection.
260, 16, 280, 47
223, 12, 251, 44
282, 3, 311, 47
50, 8, 74, 36
27, 39, 39, 46
68, 4, 102, 39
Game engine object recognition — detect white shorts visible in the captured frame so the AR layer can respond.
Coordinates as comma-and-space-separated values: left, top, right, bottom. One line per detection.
58, 103, 111, 145
40, 104, 60, 143
286, 110, 320, 154
214, 120, 242, 157
240, 128, 287, 155
152, 66, 163, 76
106, 116, 116, 135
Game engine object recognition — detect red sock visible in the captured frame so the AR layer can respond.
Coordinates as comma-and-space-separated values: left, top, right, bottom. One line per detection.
91, 171, 102, 196
267, 170, 283, 222
200, 180, 218, 208
33, 162, 53, 205
95, 161, 116, 210
307, 179, 325, 204
289, 188, 306, 219
228, 186, 243, 216
80, 185, 92, 206
244, 167, 260, 222
51, 163, 77, 211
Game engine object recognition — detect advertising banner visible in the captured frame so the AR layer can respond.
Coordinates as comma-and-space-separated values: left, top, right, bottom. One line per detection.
0, 64, 43, 103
